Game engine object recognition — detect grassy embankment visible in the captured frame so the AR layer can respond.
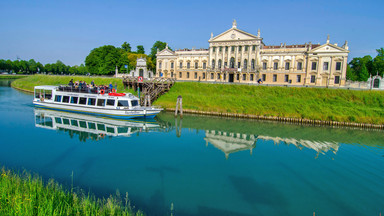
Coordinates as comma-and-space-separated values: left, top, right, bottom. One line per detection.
154, 82, 384, 124
0, 167, 143, 215
11, 75, 133, 94
0, 75, 28, 79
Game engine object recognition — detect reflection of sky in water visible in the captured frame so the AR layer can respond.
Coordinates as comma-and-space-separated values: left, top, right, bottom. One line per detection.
0, 84, 383, 216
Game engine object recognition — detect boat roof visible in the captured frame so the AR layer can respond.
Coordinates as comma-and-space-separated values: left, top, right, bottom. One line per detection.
34, 85, 58, 90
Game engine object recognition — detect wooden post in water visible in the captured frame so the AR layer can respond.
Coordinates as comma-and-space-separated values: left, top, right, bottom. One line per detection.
175, 95, 183, 118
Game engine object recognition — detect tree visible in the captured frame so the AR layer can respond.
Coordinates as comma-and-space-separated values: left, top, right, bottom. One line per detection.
150, 41, 169, 59
136, 45, 145, 54
373, 48, 384, 76
28, 59, 37, 74
121, 42, 131, 52
358, 63, 370, 81
85, 45, 121, 75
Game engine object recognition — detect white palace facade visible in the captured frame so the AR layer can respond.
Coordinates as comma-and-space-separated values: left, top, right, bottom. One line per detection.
156, 20, 349, 86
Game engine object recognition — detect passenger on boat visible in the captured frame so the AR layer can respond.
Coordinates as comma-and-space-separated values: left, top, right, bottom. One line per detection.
91, 80, 95, 87
68, 79, 74, 87
109, 82, 113, 92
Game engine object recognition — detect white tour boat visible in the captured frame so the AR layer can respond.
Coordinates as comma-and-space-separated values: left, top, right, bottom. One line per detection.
33, 85, 162, 119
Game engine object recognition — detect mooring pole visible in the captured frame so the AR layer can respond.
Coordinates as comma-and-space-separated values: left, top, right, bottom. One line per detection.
175, 95, 183, 118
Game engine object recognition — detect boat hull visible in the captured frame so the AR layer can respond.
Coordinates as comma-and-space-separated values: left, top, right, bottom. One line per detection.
33, 101, 162, 119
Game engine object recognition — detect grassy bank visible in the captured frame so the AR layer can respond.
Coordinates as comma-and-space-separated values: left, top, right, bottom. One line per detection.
0, 75, 28, 79
0, 167, 143, 215
11, 75, 132, 93
154, 82, 384, 124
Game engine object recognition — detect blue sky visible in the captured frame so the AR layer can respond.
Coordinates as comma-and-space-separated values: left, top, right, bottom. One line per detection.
1, 0, 383, 66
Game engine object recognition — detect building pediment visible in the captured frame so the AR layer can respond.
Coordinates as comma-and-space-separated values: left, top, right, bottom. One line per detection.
156, 48, 176, 57
209, 28, 260, 42
309, 43, 349, 54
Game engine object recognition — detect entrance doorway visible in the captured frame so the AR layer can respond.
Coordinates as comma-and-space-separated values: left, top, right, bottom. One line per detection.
139, 69, 144, 77
229, 73, 234, 82
373, 78, 380, 88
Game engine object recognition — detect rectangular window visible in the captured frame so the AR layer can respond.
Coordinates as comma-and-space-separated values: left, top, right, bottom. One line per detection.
285, 75, 289, 82
238, 62, 241, 68
252, 45, 256, 51
224, 73, 226, 80
219, 47, 222, 52
273, 62, 278, 70
106, 99, 115, 106
203, 73, 205, 79
336, 62, 342, 71
88, 98, 96, 106
273, 74, 277, 82
194, 72, 197, 79
334, 76, 340, 84
263, 62, 267, 70
179, 62, 182, 69
297, 75, 301, 82
225, 46, 228, 52
217, 73, 220, 79
159, 63, 162, 69
62, 96, 70, 103
195, 62, 198, 69
239, 46, 242, 51
231, 46, 235, 52
285, 62, 290, 70
71, 120, 78, 127
311, 75, 316, 83
79, 97, 87, 105
79, 121, 87, 128
323, 62, 329, 70
187, 62, 190, 69
63, 118, 70, 125
97, 99, 105, 106
203, 62, 206, 69
88, 122, 96, 130
297, 62, 303, 70
171, 72, 173, 78
117, 100, 129, 107
171, 62, 174, 69
250, 74, 254, 81
245, 46, 248, 51
242, 74, 246, 81
262, 74, 266, 81
187, 72, 190, 78
54, 95, 62, 102
236, 74, 240, 80
179, 72, 182, 78
97, 124, 105, 131
70, 97, 78, 104
211, 73, 214, 79
131, 100, 139, 107
311, 62, 317, 70
212, 47, 216, 52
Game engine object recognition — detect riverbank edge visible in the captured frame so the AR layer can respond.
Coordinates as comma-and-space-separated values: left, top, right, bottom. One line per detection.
165, 108, 384, 130
10, 81, 384, 130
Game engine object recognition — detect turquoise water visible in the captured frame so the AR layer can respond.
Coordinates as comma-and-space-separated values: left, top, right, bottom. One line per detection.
1, 82, 383, 216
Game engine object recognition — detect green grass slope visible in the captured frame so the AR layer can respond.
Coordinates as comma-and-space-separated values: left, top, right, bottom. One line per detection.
154, 82, 384, 124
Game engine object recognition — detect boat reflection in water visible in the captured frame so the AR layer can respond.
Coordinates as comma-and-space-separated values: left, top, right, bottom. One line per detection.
34, 108, 166, 141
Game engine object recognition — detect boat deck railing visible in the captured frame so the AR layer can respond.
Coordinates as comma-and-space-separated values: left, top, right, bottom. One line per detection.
57, 85, 113, 94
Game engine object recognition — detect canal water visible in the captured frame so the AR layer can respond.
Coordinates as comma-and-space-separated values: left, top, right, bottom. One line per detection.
0, 81, 383, 216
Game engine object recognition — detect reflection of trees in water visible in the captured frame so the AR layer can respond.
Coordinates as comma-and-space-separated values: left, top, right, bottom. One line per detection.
58, 128, 101, 142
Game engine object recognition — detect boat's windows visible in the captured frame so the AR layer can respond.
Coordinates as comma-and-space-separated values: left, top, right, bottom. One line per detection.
97, 124, 105, 131
79, 121, 87, 128
35, 91, 40, 98
45, 90, 52, 99
117, 127, 128, 134
79, 97, 87, 105
97, 99, 105, 107
131, 100, 139, 107
106, 127, 115, 133
88, 98, 96, 106
71, 97, 78, 104
88, 122, 96, 130
71, 120, 78, 127
55, 117, 62, 124
63, 118, 70, 125
55, 95, 62, 102
62, 96, 70, 103
106, 99, 115, 106
117, 100, 129, 107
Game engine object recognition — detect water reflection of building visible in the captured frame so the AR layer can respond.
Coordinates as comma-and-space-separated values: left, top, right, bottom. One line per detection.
34, 109, 164, 142
204, 130, 257, 159
204, 130, 340, 159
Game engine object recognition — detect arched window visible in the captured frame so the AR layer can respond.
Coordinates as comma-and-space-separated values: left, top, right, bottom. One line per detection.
251, 59, 255, 70
212, 60, 215, 69
217, 73, 220, 79
244, 59, 248, 69
230, 57, 235, 68
218, 59, 222, 69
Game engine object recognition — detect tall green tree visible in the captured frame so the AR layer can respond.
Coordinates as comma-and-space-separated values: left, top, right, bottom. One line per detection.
373, 48, 384, 76
85, 45, 121, 75
136, 45, 145, 54
121, 42, 131, 52
28, 59, 37, 74
359, 63, 370, 81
